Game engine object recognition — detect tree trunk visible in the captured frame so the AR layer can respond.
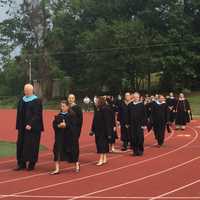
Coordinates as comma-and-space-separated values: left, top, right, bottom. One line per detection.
147, 66, 151, 94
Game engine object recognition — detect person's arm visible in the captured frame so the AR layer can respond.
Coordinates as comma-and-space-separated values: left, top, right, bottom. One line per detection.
165, 104, 170, 124
103, 107, 112, 139
26, 99, 43, 131
185, 100, 191, 111
141, 104, 147, 128
77, 106, 83, 127
16, 99, 22, 130
90, 110, 96, 136
125, 104, 131, 128
53, 118, 58, 131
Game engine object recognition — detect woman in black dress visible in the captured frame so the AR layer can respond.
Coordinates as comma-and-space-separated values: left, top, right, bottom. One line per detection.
50, 101, 80, 175
90, 97, 111, 166
106, 96, 118, 153
175, 93, 191, 130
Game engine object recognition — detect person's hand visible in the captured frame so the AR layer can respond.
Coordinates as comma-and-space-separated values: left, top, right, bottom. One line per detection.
89, 131, 94, 136
125, 124, 129, 129
113, 127, 117, 132
188, 110, 191, 113
168, 106, 173, 111
141, 126, 147, 130
25, 125, 32, 131
58, 120, 66, 128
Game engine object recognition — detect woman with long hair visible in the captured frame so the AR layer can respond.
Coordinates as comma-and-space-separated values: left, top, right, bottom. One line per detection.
90, 96, 111, 166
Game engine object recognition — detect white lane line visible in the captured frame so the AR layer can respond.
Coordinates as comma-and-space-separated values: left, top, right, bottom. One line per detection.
67, 126, 198, 200
0, 132, 152, 167
0, 132, 153, 182
0, 129, 152, 166
150, 176, 200, 199
0, 195, 200, 199
0, 142, 94, 165
5, 130, 195, 198
0, 143, 95, 172
70, 153, 200, 200
149, 126, 200, 200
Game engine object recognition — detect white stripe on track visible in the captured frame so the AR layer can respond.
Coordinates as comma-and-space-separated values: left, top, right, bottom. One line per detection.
6, 130, 196, 199
0, 131, 164, 185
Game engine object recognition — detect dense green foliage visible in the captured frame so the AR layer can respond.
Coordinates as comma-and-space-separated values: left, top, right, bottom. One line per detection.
0, 0, 200, 97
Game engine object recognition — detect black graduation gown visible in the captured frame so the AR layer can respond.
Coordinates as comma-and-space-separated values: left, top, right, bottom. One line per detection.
71, 104, 83, 138
166, 97, 176, 123
53, 112, 79, 162
128, 102, 147, 155
151, 102, 169, 146
16, 98, 44, 164
107, 104, 118, 144
91, 106, 111, 154
145, 101, 154, 132
175, 99, 191, 125
117, 101, 130, 145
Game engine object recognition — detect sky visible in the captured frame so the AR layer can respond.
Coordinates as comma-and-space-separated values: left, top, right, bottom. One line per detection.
0, 5, 9, 22
0, 0, 22, 22
0, 1, 23, 66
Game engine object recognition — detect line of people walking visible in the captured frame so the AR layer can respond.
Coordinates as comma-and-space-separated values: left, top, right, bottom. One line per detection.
14, 84, 192, 174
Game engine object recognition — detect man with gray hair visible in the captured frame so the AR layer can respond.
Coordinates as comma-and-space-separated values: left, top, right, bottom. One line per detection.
15, 84, 44, 171
127, 92, 147, 156
117, 92, 132, 151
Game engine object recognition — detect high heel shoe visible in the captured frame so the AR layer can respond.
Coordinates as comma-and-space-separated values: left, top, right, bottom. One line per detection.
103, 160, 107, 164
75, 163, 80, 173
96, 161, 104, 166
49, 170, 60, 175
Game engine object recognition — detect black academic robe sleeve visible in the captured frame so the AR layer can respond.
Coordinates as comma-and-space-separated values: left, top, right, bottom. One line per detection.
141, 103, 148, 127
16, 99, 23, 130
16, 98, 44, 132
71, 105, 83, 136
28, 99, 44, 132
165, 104, 170, 123
185, 100, 191, 111
102, 106, 113, 138
53, 114, 72, 132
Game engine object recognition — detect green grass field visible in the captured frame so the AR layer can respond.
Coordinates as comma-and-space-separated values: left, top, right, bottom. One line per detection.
0, 141, 16, 158
0, 141, 47, 158
187, 92, 200, 117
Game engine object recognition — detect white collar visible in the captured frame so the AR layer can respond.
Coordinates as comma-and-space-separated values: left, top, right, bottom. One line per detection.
133, 101, 142, 105
156, 101, 166, 105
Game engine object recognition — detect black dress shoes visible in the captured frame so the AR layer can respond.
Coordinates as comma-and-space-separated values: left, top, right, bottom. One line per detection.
27, 162, 35, 171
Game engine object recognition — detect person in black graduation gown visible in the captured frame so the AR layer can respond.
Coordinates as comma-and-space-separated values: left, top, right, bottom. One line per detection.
50, 101, 80, 175
117, 92, 132, 151
127, 92, 147, 156
15, 84, 44, 171
175, 93, 191, 130
68, 94, 83, 138
105, 96, 119, 153
90, 96, 111, 166
166, 92, 176, 127
144, 96, 154, 133
150, 95, 170, 147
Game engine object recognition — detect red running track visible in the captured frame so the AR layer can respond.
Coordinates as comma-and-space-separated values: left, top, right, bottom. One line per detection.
0, 109, 200, 200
